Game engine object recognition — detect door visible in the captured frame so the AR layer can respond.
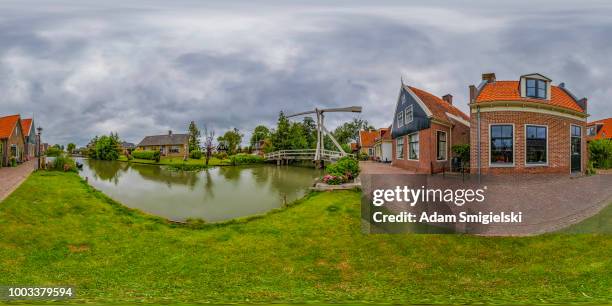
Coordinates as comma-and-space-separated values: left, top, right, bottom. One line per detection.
571, 125, 581, 172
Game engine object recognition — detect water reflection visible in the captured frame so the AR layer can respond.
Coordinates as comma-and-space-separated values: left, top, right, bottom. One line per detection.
78, 159, 321, 222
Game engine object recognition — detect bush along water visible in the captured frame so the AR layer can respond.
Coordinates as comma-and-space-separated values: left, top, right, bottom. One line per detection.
189, 150, 203, 160
323, 156, 360, 185
49, 154, 77, 172
229, 153, 265, 165
132, 150, 161, 161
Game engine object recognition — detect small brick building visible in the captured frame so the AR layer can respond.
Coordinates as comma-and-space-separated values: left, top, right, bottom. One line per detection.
0, 114, 26, 167
136, 130, 189, 158
469, 73, 589, 175
390, 83, 470, 173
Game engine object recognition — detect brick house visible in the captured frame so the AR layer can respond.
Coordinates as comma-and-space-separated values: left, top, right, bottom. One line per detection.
586, 118, 611, 141
391, 83, 470, 173
136, 130, 189, 158
358, 129, 377, 158
373, 127, 392, 162
469, 73, 589, 175
20, 118, 36, 160
0, 114, 26, 167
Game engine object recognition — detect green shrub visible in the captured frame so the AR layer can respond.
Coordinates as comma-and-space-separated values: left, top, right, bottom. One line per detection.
586, 160, 597, 176
10, 156, 17, 167
325, 156, 360, 180
588, 139, 612, 169
358, 152, 369, 161
322, 174, 347, 185
50, 154, 77, 172
213, 152, 228, 160
132, 150, 160, 161
228, 153, 265, 165
189, 150, 203, 159
46, 147, 62, 157
452, 144, 470, 163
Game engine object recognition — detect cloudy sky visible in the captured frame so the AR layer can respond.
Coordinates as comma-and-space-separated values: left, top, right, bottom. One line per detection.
1, 0, 611, 146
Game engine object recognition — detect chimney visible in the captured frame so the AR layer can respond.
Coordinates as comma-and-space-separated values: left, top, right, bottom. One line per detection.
442, 94, 453, 105
168, 130, 172, 136
559, 82, 565, 88
469, 85, 477, 103
482, 73, 496, 83
577, 98, 588, 112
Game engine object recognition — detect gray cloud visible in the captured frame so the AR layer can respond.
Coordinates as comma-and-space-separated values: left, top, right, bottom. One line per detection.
0, 0, 611, 146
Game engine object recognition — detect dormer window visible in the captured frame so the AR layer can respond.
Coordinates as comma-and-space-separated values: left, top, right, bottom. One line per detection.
526, 78, 546, 99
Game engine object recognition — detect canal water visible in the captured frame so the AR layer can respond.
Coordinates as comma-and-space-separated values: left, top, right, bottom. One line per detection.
77, 159, 322, 222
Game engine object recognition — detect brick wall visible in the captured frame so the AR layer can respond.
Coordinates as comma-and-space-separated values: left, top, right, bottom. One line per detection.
391, 122, 469, 173
470, 110, 587, 174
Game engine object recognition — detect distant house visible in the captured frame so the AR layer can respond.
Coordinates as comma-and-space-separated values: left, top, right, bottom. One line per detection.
0, 114, 26, 166
391, 83, 470, 174
358, 129, 378, 158
217, 140, 229, 153
20, 118, 36, 160
121, 141, 136, 155
373, 127, 392, 162
586, 118, 611, 142
136, 130, 189, 157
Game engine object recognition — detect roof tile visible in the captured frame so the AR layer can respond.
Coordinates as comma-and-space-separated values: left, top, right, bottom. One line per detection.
475, 81, 584, 112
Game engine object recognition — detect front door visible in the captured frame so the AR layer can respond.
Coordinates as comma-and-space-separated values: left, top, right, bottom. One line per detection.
571, 125, 581, 172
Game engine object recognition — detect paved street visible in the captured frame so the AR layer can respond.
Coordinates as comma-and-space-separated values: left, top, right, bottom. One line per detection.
0, 160, 36, 202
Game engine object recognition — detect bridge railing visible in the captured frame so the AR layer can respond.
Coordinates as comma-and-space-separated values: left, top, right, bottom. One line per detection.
264, 149, 352, 161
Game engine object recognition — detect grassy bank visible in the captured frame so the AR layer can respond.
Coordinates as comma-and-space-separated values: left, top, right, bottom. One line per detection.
0, 172, 610, 304
118, 155, 230, 167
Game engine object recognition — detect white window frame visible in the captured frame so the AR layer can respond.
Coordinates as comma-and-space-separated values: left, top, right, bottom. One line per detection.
436, 130, 447, 161
396, 137, 404, 160
407, 132, 419, 161
489, 123, 515, 168
404, 105, 414, 125
397, 111, 404, 128
586, 126, 596, 136
524, 124, 548, 167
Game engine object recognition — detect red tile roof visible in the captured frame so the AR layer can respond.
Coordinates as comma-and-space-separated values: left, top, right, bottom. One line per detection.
21, 118, 32, 136
0, 114, 21, 139
588, 118, 612, 140
359, 130, 378, 148
375, 127, 392, 142
475, 81, 584, 112
407, 86, 470, 124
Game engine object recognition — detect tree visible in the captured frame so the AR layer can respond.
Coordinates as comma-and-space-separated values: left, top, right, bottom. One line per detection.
302, 117, 317, 149
250, 125, 270, 147
288, 122, 308, 149
67, 143, 76, 154
218, 128, 243, 155
88, 132, 121, 161
187, 121, 201, 152
332, 118, 374, 145
203, 127, 215, 166
271, 111, 291, 151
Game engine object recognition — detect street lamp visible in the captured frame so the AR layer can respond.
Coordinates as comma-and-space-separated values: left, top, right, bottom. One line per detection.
36, 127, 43, 170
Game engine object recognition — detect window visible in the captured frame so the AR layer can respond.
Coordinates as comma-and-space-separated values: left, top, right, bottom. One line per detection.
170, 146, 180, 153
587, 126, 596, 136
408, 133, 419, 160
404, 105, 413, 125
526, 125, 547, 165
571, 125, 582, 137
526, 78, 546, 99
436, 131, 447, 160
490, 125, 513, 165
397, 111, 404, 128
368, 148, 375, 156
396, 137, 404, 159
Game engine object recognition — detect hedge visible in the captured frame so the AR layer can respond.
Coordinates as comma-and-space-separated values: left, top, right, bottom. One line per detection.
132, 150, 160, 161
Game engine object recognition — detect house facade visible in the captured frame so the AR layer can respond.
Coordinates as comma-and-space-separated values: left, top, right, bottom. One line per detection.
20, 118, 36, 160
586, 118, 611, 141
373, 127, 392, 162
358, 129, 377, 158
469, 73, 589, 175
391, 84, 470, 173
0, 114, 26, 167
136, 130, 189, 157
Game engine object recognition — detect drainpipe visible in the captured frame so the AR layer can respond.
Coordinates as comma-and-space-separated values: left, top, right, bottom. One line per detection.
477, 106, 481, 184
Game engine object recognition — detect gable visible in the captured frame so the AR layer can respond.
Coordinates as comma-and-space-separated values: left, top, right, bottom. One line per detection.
391, 87, 431, 138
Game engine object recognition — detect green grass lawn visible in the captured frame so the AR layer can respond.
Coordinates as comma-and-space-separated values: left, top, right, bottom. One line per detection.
0, 172, 610, 304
